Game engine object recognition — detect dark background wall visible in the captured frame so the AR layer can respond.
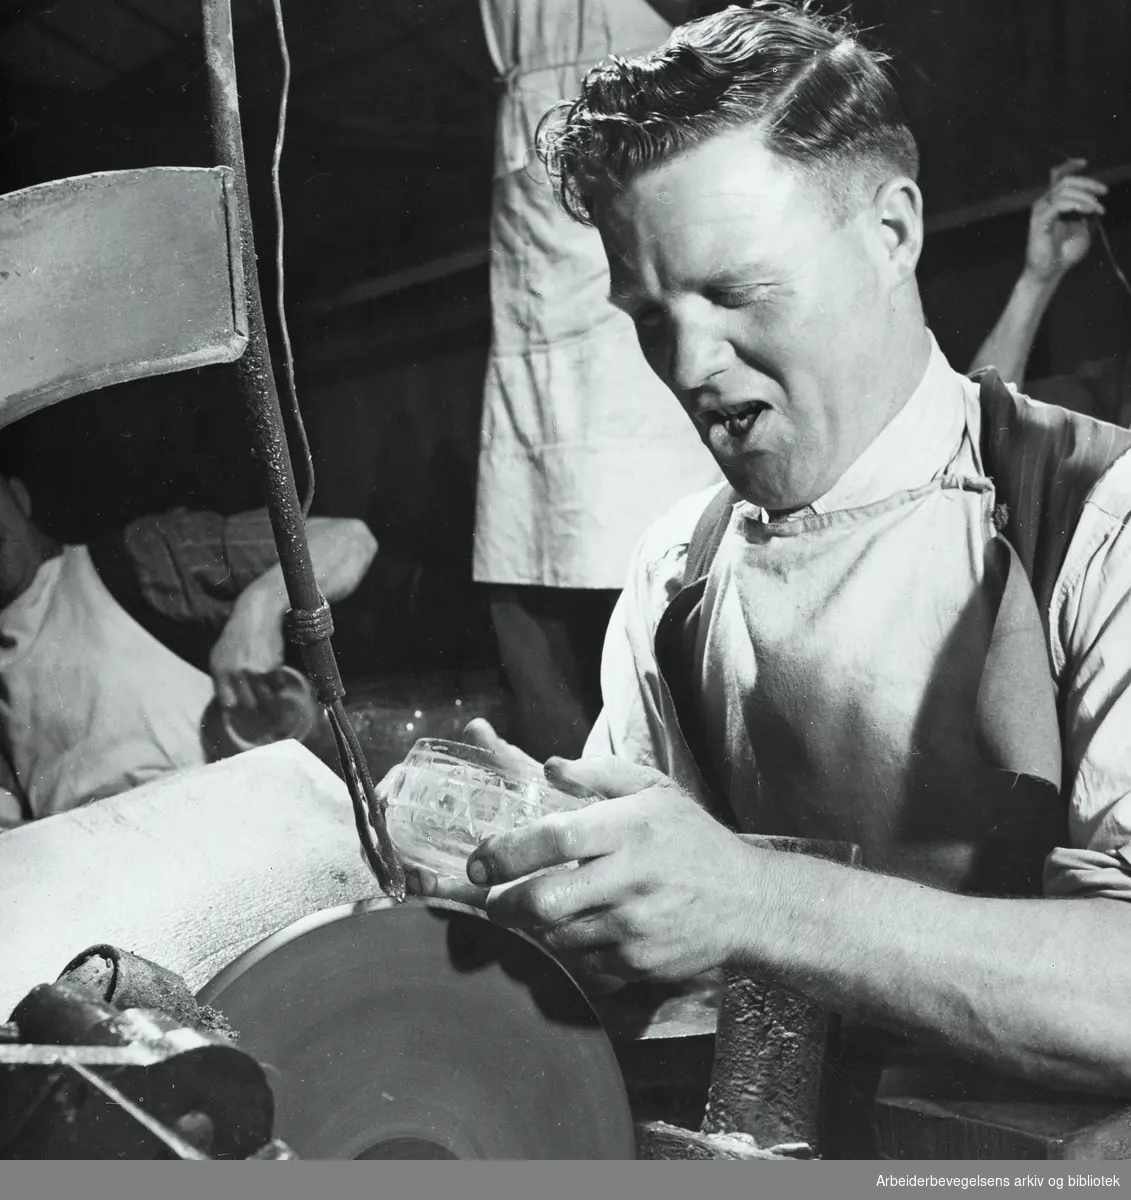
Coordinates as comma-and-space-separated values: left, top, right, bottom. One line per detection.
1, 0, 1129, 679
850, 0, 1131, 380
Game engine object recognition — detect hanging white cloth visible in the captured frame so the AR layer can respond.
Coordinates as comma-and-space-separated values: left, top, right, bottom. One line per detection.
473, 0, 722, 590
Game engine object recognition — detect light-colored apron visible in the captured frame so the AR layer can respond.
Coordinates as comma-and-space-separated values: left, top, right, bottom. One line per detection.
695, 449, 1065, 896
473, 0, 722, 590
0, 546, 214, 820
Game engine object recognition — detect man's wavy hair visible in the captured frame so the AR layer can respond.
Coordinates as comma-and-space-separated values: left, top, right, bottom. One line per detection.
536, 2, 919, 226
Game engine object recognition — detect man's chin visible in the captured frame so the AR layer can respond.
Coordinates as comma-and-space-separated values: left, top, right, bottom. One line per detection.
717, 464, 802, 514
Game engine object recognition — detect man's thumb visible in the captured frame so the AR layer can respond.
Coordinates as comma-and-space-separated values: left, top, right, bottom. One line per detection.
214, 677, 237, 710
463, 718, 542, 777
544, 754, 664, 800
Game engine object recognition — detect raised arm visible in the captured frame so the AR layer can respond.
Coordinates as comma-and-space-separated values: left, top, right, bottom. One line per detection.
209, 516, 377, 708
970, 160, 1107, 385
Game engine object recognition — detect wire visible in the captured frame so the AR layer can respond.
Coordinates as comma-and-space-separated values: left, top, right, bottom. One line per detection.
328, 699, 407, 900
1046, 151, 1131, 302
1096, 218, 1131, 301
270, 0, 315, 518
264, 2, 403, 897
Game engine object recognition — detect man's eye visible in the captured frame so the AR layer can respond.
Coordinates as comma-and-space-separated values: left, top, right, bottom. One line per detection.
715, 286, 770, 308
633, 307, 665, 329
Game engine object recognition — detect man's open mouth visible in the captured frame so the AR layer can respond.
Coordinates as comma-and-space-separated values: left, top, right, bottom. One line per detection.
706, 401, 769, 440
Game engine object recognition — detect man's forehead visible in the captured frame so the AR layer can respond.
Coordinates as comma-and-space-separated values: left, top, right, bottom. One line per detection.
598, 135, 822, 253
614, 128, 807, 206
599, 149, 824, 296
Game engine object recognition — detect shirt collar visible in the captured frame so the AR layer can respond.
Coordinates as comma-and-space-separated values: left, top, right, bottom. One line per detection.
738, 333, 970, 523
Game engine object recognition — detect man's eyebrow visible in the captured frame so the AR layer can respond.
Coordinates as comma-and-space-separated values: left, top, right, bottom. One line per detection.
706, 260, 774, 284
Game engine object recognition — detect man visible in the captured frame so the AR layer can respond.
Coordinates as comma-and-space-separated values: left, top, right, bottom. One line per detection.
970, 159, 1130, 427
473, 0, 722, 760
0, 475, 376, 826
412, 4, 1131, 1097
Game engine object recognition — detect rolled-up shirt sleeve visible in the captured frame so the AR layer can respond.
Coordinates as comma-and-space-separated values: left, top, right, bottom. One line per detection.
83, 508, 285, 675
583, 539, 680, 769
115, 507, 281, 628
1045, 450, 1131, 899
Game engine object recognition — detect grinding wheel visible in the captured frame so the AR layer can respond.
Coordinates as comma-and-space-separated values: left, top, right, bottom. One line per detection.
197, 899, 636, 1159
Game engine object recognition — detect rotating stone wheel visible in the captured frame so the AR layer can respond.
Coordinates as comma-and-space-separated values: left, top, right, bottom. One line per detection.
197, 899, 636, 1160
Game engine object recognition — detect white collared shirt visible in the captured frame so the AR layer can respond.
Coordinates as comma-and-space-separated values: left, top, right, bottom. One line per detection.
586, 338, 1131, 899
0, 546, 214, 825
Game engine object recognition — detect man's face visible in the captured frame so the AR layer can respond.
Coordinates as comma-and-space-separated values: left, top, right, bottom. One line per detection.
599, 128, 915, 512
0, 478, 43, 608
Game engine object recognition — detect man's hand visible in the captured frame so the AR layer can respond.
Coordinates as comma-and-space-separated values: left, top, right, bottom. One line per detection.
397, 719, 548, 906
462, 717, 543, 777
463, 755, 755, 984
0, 785, 25, 828
971, 160, 1110, 382
209, 516, 377, 710
1025, 159, 1107, 283
209, 583, 287, 710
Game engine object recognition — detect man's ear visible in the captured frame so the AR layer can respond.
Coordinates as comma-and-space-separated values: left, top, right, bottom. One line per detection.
6, 478, 32, 519
873, 175, 924, 282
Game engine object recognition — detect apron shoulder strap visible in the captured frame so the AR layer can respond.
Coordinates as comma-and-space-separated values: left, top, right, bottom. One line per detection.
975, 368, 1131, 634
651, 483, 740, 823
684, 484, 740, 586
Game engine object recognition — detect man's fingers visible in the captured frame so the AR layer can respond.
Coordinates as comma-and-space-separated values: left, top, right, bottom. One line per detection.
545, 753, 667, 800
239, 675, 261, 711
1038, 193, 1102, 222
469, 801, 629, 886
227, 671, 257, 711
484, 854, 626, 931
546, 946, 639, 993
403, 862, 491, 909
462, 717, 502, 751
1035, 177, 1106, 224
469, 815, 592, 885
578, 946, 645, 986
215, 677, 238, 710
462, 718, 541, 776
1051, 176, 1107, 198
250, 673, 280, 709
1048, 188, 1106, 216
534, 909, 612, 952
553, 949, 629, 996
1050, 157, 1088, 185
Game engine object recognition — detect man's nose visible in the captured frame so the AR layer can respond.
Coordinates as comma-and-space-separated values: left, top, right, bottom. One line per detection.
667, 318, 729, 392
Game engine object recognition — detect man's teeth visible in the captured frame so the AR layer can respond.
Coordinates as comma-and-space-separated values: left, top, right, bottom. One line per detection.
721, 405, 762, 437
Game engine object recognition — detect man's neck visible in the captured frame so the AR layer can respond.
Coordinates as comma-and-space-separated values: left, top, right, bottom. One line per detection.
764, 323, 935, 523
836, 317, 936, 480
873, 321, 935, 432
763, 321, 941, 523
